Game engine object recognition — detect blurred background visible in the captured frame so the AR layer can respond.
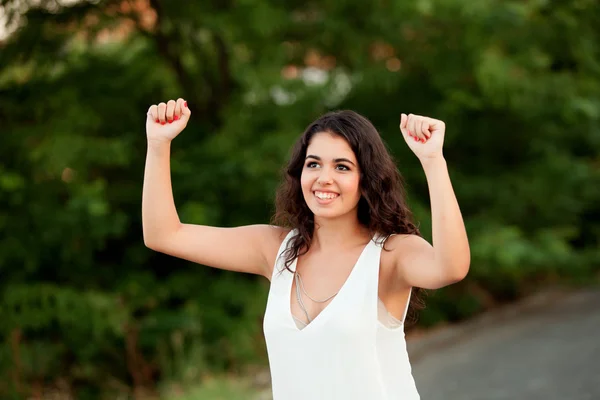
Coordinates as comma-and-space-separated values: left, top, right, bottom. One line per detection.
1, 0, 599, 399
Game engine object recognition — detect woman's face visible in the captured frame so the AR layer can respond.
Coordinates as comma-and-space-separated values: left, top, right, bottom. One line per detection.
301, 132, 362, 220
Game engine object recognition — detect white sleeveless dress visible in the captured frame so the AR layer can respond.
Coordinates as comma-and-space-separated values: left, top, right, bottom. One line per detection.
263, 230, 420, 400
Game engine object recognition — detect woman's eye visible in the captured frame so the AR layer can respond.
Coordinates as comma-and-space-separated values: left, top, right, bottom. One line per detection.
305, 162, 349, 171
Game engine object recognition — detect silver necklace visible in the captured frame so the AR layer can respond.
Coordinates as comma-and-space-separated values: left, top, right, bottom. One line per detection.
294, 272, 339, 323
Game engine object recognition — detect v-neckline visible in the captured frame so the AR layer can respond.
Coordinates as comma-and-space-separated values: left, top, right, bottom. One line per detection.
286, 238, 373, 333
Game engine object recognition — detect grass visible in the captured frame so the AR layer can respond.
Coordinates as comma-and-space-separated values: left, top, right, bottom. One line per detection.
161, 376, 268, 400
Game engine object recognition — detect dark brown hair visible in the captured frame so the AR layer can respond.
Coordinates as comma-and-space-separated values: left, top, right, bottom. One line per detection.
271, 110, 425, 323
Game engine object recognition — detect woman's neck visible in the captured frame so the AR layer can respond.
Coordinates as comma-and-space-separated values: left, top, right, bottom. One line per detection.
311, 214, 371, 252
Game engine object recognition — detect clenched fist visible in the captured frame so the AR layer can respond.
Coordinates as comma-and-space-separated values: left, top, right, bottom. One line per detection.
146, 98, 191, 144
399, 113, 445, 161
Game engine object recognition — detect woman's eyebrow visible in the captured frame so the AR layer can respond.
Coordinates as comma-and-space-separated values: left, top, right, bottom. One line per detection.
305, 155, 356, 166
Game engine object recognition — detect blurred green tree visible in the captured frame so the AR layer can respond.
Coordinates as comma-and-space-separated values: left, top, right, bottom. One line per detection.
0, 0, 598, 398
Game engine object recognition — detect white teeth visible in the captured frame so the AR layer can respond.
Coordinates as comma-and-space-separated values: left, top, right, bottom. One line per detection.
315, 191, 338, 200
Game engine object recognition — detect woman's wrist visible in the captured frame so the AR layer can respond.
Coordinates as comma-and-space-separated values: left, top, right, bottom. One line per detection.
147, 138, 172, 151
419, 154, 446, 170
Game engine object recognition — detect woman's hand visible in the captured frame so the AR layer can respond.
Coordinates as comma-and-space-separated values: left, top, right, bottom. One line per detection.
399, 113, 445, 161
146, 98, 191, 144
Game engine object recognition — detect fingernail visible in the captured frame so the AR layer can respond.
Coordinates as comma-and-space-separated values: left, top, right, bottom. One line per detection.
155, 119, 159, 123
174, 115, 179, 121
184, 101, 187, 107
161, 122, 165, 125
414, 136, 418, 141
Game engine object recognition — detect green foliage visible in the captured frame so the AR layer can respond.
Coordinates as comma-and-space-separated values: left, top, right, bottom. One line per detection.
161, 377, 261, 400
0, 0, 599, 397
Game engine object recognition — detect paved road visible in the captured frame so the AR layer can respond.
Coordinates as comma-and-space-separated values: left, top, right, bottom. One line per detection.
410, 289, 600, 400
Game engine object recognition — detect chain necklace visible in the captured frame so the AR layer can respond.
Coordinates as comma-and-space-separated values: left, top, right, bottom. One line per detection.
294, 271, 339, 324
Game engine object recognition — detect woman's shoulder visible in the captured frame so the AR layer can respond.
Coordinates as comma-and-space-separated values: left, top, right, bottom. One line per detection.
267, 225, 293, 246
258, 225, 292, 251
378, 233, 427, 268
261, 225, 294, 274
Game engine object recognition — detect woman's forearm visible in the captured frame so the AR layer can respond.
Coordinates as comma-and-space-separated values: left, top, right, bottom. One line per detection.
142, 140, 182, 248
421, 156, 470, 280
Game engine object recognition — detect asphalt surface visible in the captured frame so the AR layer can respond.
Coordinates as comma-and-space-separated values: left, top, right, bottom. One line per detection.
410, 288, 600, 400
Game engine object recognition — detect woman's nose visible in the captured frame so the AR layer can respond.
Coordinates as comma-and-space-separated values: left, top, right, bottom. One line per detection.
317, 169, 333, 185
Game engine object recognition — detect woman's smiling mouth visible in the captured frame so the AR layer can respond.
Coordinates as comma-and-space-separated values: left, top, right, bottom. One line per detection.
314, 190, 339, 204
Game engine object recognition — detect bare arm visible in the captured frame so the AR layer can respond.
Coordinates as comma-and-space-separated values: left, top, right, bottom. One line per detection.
142, 98, 284, 278
142, 139, 179, 247
391, 114, 470, 289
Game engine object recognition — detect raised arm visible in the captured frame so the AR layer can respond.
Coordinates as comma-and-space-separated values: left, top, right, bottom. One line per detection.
142, 98, 285, 278
390, 113, 470, 290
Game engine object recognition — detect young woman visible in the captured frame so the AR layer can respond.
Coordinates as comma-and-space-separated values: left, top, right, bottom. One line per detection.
142, 98, 470, 399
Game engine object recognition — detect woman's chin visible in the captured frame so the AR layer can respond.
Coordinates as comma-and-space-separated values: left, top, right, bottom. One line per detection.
309, 205, 347, 220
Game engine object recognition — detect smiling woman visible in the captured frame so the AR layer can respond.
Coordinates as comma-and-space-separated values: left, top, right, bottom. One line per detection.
142, 101, 470, 400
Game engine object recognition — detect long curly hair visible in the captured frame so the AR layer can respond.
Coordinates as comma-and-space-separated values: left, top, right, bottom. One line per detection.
271, 110, 425, 324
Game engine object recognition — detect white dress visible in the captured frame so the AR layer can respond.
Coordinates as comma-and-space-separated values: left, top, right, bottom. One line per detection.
263, 230, 420, 400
